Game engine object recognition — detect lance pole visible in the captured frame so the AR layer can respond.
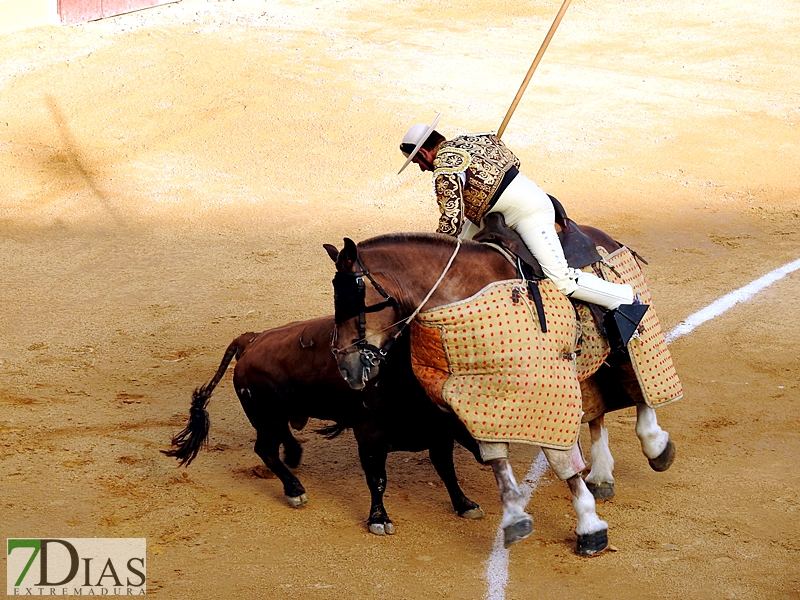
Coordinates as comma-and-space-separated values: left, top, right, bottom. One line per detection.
496, 0, 573, 139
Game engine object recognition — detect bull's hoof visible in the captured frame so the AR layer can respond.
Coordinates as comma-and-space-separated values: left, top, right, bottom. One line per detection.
648, 440, 676, 472
503, 515, 533, 548
575, 529, 609, 556
286, 493, 308, 507
586, 481, 615, 500
459, 506, 485, 520
368, 521, 395, 535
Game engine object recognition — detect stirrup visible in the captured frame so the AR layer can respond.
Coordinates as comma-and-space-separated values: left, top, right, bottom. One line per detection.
603, 303, 649, 351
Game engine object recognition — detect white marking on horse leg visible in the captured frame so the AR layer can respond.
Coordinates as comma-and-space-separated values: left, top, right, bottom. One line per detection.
566, 475, 608, 536
489, 458, 529, 529
635, 403, 669, 459
541, 444, 585, 481
485, 452, 547, 600
585, 417, 615, 486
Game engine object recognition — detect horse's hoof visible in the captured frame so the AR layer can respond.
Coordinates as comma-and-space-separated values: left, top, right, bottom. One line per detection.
586, 481, 615, 500
286, 493, 308, 507
368, 521, 395, 535
503, 516, 533, 548
459, 506, 485, 520
648, 440, 676, 472
575, 529, 609, 556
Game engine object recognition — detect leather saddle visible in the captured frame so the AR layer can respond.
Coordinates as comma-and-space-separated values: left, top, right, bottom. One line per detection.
472, 195, 647, 351
472, 194, 602, 276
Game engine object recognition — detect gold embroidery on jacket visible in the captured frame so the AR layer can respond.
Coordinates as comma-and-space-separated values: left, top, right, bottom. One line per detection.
432, 134, 521, 235
434, 173, 464, 236
433, 147, 470, 175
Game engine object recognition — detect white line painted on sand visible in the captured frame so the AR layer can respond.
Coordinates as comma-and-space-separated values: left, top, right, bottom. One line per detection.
665, 257, 800, 343
484, 257, 800, 600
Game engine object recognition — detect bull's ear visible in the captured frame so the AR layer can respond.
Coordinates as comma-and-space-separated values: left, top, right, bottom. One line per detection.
336, 238, 358, 271
323, 244, 339, 262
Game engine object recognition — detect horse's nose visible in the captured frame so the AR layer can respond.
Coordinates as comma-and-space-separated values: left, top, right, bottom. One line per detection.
340, 367, 366, 390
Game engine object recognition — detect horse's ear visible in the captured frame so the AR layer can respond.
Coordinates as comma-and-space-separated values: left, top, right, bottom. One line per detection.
336, 238, 358, 271
323, 244, 339, 262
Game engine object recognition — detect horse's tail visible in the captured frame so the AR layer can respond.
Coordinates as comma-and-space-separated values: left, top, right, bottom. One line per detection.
163, 333, 257, 466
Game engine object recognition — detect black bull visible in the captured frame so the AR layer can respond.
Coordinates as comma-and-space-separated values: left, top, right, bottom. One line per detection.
164, 316, 486, 535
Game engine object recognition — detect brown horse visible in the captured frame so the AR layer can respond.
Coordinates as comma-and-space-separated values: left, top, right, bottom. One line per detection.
327, 230, 675, 555
164, 316, 485, 535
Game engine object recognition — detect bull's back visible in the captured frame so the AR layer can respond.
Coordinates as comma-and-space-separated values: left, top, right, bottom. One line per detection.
232, 316, 356, 418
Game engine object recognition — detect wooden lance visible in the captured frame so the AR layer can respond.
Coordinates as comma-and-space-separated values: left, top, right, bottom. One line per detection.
496, 0, 573, 139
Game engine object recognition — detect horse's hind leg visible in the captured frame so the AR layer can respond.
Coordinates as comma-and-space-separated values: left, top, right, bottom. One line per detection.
482, 442, 532, 548
636, 403, 675, 472
542, 445, 609, 556
428, 438, 484, 520
254, 423, 308, 507
616, 361, 675, 471
584, 415, 615, 500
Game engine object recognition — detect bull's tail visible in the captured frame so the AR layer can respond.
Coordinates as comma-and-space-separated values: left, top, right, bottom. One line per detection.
163, 333, 258, 466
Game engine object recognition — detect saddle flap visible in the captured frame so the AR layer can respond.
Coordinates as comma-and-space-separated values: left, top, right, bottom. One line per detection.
473, 213, 545, 279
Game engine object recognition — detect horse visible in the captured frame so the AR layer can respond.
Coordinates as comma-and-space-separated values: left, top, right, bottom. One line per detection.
164, 316, 485, 535
327, 230, 675, 555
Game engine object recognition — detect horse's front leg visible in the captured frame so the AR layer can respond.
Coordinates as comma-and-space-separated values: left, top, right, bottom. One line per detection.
635, 403, 675, 472
482, 442, 533, 548
584, 415, 615, 500
542, 444, 609, 556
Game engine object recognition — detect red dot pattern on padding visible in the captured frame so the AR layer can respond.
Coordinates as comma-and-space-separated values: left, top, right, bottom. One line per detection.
596, 247, 683, 407
411, 279, 582, 449
574, 302, 611, 381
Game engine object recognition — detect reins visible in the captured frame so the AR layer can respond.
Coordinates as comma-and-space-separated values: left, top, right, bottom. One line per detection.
331, 240, 462, 361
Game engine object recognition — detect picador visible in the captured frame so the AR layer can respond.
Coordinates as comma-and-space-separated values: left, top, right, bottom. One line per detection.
398, 113, 647, 339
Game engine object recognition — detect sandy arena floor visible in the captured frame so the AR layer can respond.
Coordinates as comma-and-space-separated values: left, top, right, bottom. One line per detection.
1, 0, 799, 598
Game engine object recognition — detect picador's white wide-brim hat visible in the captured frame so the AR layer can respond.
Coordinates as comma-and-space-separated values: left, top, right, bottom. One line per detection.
398, 112, 442, 174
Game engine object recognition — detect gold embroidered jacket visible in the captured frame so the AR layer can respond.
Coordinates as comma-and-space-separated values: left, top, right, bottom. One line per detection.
432, 134, 521, 236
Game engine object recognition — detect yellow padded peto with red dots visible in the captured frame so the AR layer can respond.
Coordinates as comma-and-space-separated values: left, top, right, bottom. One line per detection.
411, 279, 583, 449
596, 246, 683, 407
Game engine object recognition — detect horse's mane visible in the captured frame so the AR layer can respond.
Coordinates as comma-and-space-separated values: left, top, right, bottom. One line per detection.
357, 232, 477, 251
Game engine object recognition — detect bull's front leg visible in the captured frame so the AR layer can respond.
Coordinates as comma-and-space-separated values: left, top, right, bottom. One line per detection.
428, 438, 484, 519
356, 441, 394, 535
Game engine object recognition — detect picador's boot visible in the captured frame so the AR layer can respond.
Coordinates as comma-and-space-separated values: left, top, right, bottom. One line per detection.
568, 271, 634, 310
567, 272, 649, 352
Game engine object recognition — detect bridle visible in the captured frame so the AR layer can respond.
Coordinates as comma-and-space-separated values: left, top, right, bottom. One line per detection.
331, 255, 403, 370
331, 240, 462, 373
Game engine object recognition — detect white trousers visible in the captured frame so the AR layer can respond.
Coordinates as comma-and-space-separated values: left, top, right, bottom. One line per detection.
462, 173, 634, 310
